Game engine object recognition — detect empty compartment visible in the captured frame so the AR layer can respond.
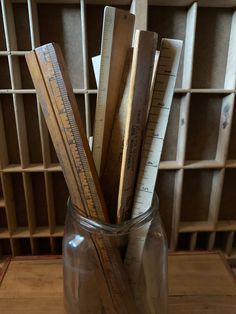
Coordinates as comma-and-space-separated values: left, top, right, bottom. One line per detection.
214, 231, 229, 251
0, 8, 6, 50
156, 170, 177, 242
31, 173, 48, 227
12, 56, 34, 89
52, 172, 68, 226
219, 169, 236, 220
33, 237, 51, 254
0, 207, 7, 228
181, 170, 214, 221
53, 237, 63, 255
86, 4, 129, 89
12, 238, 31, 256
38, 3, 84, 89
177, 232, 191, 250
23, 95, 43, 164
148, 6, 187, 88
192, 8, 233, 88
89, 93, 97, 135
195, 232, 210, 250
76, 94, 86, 130
0, 239, 11, 255
161, 95, 181, 161
49, 135, 59, 164
227, 101, 236, 160
12, 3, 31, 51
11, 173, 28, 227
185, 94, 222, 161
0, 57, 11, 88
0, 95, 20, 165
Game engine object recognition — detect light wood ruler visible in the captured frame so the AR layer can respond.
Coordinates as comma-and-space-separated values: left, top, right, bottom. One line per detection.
26, 43, 136, 314
92, 6, 134, 177
124, 38, 183, 296
117, 30, 158, 223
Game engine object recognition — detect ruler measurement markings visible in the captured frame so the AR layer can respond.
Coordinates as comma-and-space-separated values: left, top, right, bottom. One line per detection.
124, 39, 183, 294
27, 43, 137, 313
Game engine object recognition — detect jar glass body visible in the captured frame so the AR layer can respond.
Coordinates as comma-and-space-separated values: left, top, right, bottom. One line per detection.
63, 196, 168, 314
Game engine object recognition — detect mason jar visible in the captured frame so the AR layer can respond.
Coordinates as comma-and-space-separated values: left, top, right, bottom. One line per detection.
63, 195, 168, 314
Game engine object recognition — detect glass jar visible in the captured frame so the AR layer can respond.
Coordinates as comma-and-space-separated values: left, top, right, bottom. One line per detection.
63, 195, 168, 314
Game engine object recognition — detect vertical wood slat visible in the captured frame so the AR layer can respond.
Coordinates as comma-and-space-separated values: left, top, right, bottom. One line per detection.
170, 169, 184, 249
0, 100, 8, 169
182, 1, 197, 89
208, 169, 225, 227
22, 172, 36, 235
27, 0, 51, 168
226, 231, 234, 256
190, 232, 197, 251
1, 173, 17, 235
44, 172, 56, 234
130, 0, 148, 32
2, 1, 30, 168
81, 0, 91, 137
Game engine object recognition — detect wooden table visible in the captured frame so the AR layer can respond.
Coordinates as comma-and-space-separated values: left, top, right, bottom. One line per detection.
0, 252, 235, 313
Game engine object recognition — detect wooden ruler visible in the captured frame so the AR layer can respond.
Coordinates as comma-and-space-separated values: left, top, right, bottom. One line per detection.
26, 43, 137, 313
124, 38, 183, 296
101, 48, 133, 222
117, 30, 158, 223
93, 6, 134, 177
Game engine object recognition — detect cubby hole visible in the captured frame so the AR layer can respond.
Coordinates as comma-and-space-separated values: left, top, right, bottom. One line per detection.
219, 169, 236, 221
0, 207, 7, 228
181, 170, 214, 222
0, 95, 20, 165
11, 173, 28, 228
0, 8, 6, 50
12, 3, 31, 51
49, 135, 59, 164
177, 232, 191, 250
33, 237, 51, 255
75, 94, 86, 131
148, 6, 187, 88
89, 93, 97, 136
156, 170, 177, 243
195, 232, 210, 250
0, 239, 11, 256
185, 94, 222, 161
161, 95, 181, 161
0, 57, 11, 88
86, 4, 130, 89
31, 173, 48, 227
227, 101, 236, 160
53, 237, 63, 255
23, 95, 43, 164
13, 238, 31, 256
192, 8, 233, 88
0, 179, 3, 202
214, 231, 229, 251
52, 172, 68, 226
38, 3, 84, 89
12, 56, 34, 89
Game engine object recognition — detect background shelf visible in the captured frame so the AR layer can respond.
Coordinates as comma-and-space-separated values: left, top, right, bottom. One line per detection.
1, 0, 236, 264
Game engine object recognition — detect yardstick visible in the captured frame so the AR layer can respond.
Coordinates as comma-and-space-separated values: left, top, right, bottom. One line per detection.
93, 6, 134, 177
26, 43, 137, 314
124, 39, 183, 298
117, 30, 158, 223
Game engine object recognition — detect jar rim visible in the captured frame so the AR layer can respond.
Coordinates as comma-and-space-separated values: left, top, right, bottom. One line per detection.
67, 194, 159, 235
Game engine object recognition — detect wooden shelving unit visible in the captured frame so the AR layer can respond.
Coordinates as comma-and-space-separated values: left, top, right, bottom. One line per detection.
1, 0, 236, 262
